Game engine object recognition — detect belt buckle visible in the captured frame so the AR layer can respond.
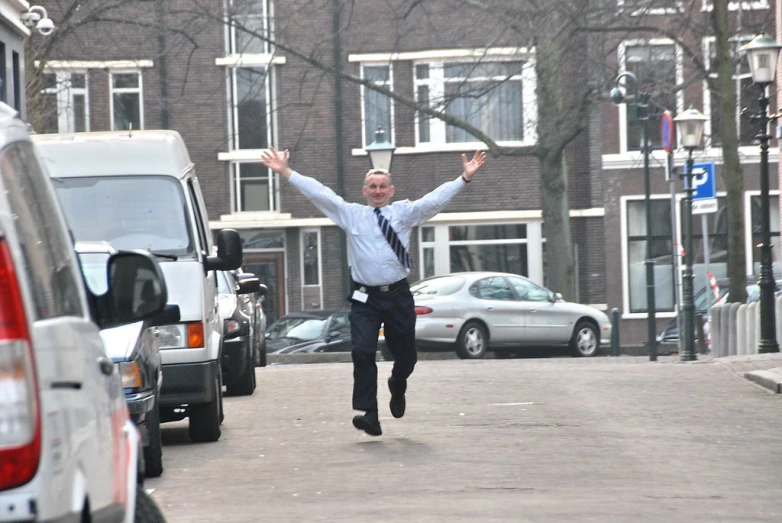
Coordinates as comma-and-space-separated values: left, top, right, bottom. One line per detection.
379, 285, 390, 292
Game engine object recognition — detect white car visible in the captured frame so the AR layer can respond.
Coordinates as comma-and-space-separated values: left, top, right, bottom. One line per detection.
0, 104, 167, 521
411, 272, 612, 359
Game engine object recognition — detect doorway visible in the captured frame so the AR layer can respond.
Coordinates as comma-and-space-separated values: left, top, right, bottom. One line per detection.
242, 252, 285, 324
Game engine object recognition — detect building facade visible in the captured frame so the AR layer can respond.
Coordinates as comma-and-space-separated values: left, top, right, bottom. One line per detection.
35, 0, 779, 346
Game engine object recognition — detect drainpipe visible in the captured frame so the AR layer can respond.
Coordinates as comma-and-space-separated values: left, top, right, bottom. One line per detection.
156, 0, 170, 128
332, 0, 349, 297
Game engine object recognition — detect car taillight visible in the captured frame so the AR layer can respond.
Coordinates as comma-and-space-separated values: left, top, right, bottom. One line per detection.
0, 240, 41, 491
414, 306, 433, 315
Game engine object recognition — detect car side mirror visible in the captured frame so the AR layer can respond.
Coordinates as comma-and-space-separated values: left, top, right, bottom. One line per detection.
95, 251, 168, 330
237, 277, 261, 295
552, 292, 563, 302
206, 229, 242, 271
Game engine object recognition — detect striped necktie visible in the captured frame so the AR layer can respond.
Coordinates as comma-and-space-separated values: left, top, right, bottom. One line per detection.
374, 207, 413, 269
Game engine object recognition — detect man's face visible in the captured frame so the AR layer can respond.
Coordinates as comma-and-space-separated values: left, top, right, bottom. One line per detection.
362, 173, 395, 208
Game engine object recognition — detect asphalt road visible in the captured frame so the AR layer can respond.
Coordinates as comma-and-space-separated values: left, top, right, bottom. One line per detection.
147, 355, 782, 522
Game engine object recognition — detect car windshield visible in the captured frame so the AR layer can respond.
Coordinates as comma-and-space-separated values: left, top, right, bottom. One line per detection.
77, 251, 110, 295
411, 276, 465, 296
54, 175, 194, 256
266, 317, 327, 341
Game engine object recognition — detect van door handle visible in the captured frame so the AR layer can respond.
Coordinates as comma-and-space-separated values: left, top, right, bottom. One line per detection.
98, 357, 114, 376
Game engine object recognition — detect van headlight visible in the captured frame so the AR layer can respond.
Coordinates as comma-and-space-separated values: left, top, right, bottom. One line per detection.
156, 324, 186, 349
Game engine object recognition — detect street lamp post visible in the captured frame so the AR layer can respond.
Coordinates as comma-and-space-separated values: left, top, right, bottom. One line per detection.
611, 72, 658, 361
674, 106, 707, 362
741, 34, 782, 354
365, 127, 396, 171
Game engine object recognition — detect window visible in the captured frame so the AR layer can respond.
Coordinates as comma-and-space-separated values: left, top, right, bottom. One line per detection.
111, 71, 142, 131
748, 194, 781, 276
231, 162, 278, 212
449, 224, 529, 275
362, 65, 393, 147
625, 198, 675, 313
301, 229, 321, 286
1, 142, 83, 318
415, 60, 530, 145
620, 41, 678, 151
701, 0, 769, 10
508, 276, 550, 302
40, 72, 89, 134
229, 0, 270, 55
617, 0, 683, 14
230, 67, 269, 150
12, 51, 20, 112
470, 276, 515, 301
705, 36, 756, 147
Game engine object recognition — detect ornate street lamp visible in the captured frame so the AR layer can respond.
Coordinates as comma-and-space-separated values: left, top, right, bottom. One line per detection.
674, 106, 707, 362
611, 71, 658, 361
365, 128, 396, 172
741, 33, 782, 354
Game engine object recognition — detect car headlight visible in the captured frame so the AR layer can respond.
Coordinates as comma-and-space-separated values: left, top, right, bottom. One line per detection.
157, 324, 186, 349
225, 319, 241, 336
117, 360, 142, 389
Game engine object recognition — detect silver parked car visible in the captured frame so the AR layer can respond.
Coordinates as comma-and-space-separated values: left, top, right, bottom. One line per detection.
411, 272, 611, 359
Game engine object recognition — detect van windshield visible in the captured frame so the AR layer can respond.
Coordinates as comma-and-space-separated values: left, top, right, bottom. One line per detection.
54, 175, 194, 256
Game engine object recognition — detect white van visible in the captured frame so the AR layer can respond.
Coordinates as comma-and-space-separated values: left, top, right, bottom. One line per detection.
0, 105, 166, 521
34, 131, 242, 443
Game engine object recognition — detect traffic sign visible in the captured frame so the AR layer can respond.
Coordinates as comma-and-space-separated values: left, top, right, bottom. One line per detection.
688, 162, 717, 214
660, 110, 674, 153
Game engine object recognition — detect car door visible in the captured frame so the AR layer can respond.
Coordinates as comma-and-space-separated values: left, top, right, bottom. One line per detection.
507, 276, 572, 344
470, 276, 524, 343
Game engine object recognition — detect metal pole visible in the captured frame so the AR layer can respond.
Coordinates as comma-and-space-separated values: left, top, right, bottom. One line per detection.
668, 153, 683, 356
757, 84, 779, 353
681, 151, 697, 361
640, 94, 657, 361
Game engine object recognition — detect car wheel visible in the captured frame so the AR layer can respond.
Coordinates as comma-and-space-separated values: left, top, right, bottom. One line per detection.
188, 375, 221, 443
571, 321, 599, 357
134, 487, 167, 522
226, 345, 256, 396
379, 344, 394, 361
143, 398, 164, 478
455, 321, 488, 359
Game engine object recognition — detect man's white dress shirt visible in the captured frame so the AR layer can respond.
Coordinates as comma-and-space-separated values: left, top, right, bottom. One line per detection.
287, 172, 467, 287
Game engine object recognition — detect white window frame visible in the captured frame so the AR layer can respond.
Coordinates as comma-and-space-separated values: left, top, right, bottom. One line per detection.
229, 160, 280, 213
701, 0, 769, 11
617, 0, 684, 15
617, 39, 683, 154
227, 65, 274, 151
702, 35, 757, 153
109, 70, 144, 131
227, 0, 272, 56
360, 63, 395, 149
300, 228, 323, 307
41, 71, 90, 133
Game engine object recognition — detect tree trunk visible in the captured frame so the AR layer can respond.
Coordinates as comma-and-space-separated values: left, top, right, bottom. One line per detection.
712, 0, 747, 303
541, 153, 574, 299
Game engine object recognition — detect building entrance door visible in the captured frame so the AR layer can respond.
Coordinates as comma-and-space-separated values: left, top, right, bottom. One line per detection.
242, 252, 285, 324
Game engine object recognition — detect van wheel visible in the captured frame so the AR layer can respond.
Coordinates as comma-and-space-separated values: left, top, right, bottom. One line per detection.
143, 399, 163, 478
135, 488, 166, 522
226, 346, 256, 396
188, 375, 221, 443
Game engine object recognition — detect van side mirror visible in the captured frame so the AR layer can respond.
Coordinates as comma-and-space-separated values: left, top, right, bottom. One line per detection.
206, 228, 242, 271
96, 251, 168, 329
236, 276, 261, 295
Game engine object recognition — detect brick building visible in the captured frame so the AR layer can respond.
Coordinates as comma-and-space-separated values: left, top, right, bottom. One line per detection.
34, 0, 780, 345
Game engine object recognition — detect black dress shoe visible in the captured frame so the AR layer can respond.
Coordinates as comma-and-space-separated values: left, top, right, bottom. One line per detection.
352, 410, 382, 436
388, 377, 406, 419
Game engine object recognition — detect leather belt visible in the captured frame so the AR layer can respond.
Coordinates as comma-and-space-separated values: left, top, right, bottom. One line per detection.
354, 278, 407, 293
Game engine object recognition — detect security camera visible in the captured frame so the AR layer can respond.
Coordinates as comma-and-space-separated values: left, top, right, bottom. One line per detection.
20, 11, 41, 28
36, 17, 54, 35
610, 86, 626, 105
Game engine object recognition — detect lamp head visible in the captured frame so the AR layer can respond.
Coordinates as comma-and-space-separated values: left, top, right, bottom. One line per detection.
610, 86, 626, 105
36, 17, 54, 35
740, 33, 782, 85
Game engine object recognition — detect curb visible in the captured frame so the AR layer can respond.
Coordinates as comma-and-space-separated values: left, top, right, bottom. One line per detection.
743, 367, 782, 394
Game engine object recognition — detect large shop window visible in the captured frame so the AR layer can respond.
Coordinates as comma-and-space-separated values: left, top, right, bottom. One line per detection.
621, 41, 677, 151
111, 71, 143, 131
626, 198, 675, 314
706, 36, 756, 147
414, 60, 529, 145
40, 72, 89, 134
361, 65, 393, 147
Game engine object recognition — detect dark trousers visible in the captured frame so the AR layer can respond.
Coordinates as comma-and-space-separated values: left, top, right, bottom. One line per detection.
349, 282, 417, 411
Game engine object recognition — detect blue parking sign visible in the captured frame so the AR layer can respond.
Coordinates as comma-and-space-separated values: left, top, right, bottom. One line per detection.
689, 162, 716, 200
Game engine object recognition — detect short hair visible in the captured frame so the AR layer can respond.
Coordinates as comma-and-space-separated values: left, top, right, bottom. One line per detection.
364, 169, 392, 186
